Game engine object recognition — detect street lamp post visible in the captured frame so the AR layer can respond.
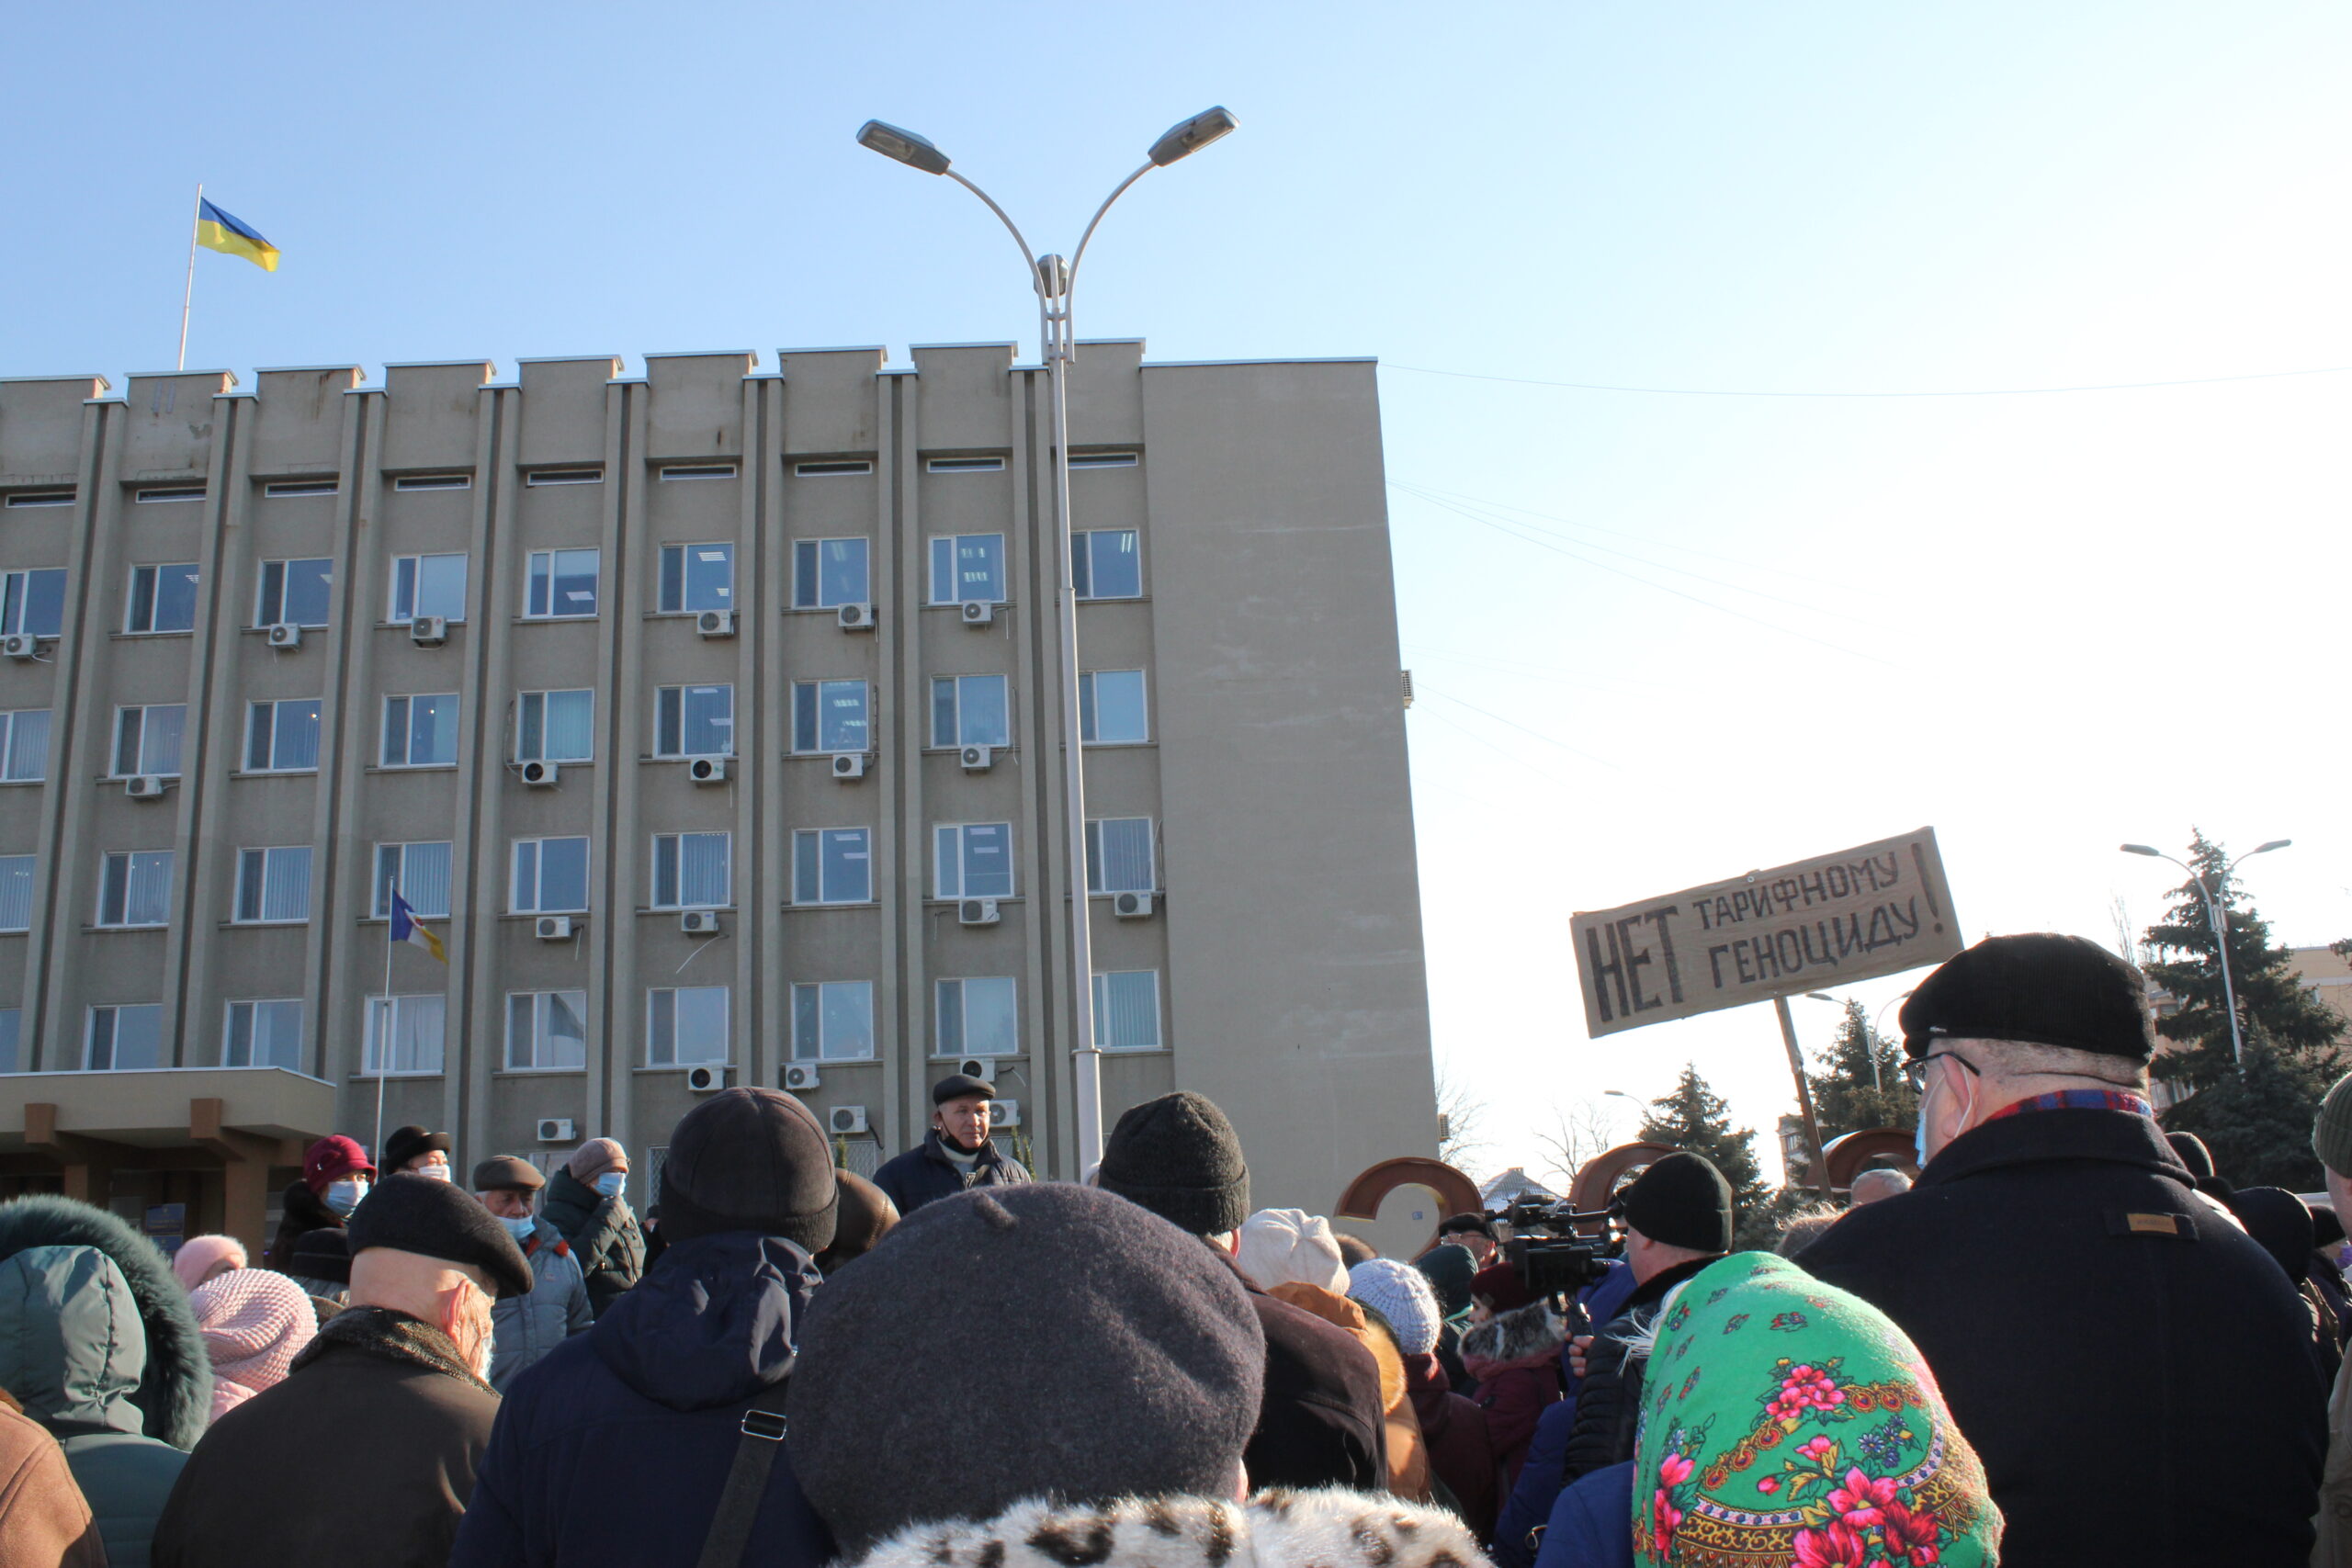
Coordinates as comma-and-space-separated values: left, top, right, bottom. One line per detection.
857, 109, 1238, 1171
2120, 839, 2291, 1071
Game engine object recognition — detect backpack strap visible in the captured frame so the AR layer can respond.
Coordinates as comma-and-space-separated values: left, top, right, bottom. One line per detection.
695, 1379, 793, 1568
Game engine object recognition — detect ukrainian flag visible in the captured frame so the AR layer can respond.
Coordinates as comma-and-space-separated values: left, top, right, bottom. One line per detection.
195, 198, 279, 272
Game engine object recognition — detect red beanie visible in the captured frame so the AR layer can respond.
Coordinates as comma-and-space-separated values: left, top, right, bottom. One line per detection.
303, 1135, 376, 1195
1472, 1260, 1537, 1314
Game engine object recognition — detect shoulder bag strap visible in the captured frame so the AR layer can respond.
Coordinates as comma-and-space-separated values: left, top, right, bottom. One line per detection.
695, 1379, 794, 1568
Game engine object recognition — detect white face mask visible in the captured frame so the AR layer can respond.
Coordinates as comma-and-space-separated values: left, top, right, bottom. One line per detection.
417, 1163, 452, 1181
594, 1171, 627, 1199
324, 1178, 369, 1216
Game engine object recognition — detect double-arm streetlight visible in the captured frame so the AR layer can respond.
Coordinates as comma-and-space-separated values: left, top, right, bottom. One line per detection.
2120, 838, 2291, 1070
857, 107, 1239, 1170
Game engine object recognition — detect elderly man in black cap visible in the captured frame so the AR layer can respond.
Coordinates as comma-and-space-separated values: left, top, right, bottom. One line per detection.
153, 1172, 531, 1568
471, 1156, 594, 1392
1797, 931, 2326, 1568
870, 1072, 1031, 1216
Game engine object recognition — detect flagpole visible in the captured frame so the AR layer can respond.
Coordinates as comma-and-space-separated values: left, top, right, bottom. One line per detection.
375, 881, 396, 1162
177, 184, 203, 374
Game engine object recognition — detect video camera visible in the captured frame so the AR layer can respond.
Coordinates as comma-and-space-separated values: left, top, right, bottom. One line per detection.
1498, 1195, 1622, 1300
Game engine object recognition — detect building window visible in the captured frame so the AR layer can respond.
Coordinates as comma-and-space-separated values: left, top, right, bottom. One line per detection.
375, 842, 452, 919
791, 681, 869, 754
382, 694, 459, 767
791, 981, 876, 1061
0, 570, 66, 640
364, 995, 447, 1075
658, 463, 737, 482
1068, 451, 1139, 469
112, 705, 185, 778
928, 535, 1005, 604
256, 558, 334, 627
393, 473, 471, 491
0, 710, 51, 782
86, 1005, 163, 1069
525, 548, 600, 619
1079, 670, 1148, 744
517, 690, 594, 762
0, 854, 31, 931
933, 822, 1013, 900
245, 698, 323, 773
654, 684, 733, 757
134, 486, 205, 504
794, 459, 872, 477
506, 990, 587, 1070
793, 538, 870, 609
224, 999, 302, 1068
97, 851, 173, 928
926, 456, 1004, 474
1093, 971, 1162, 1051
511, 838, 590, 914
4, 491, 74, 509
652, 832, 730, 909
234, 846, 312, 924
389, 553, 468, 624
1071, 530, 1141, 601
526, 468, 602, 487
792, 829, 871, 906
0, 1010, 17, 1073
930, 675, 1009, 749
126, 564, 202, 634
648, 986, 728, 1066
659, 544, 734, 614
935, 977, 1017, 1058
1086, 818, 1156, 894
264, 479, 338, 499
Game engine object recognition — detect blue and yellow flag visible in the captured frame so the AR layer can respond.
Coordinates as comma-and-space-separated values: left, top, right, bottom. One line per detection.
195, 198, 279, 272
390, 887, 447, 963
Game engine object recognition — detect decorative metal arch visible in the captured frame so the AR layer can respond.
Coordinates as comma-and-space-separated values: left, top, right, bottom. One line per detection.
1566, 1142, 1679, 1233
1335, 1156, 1486, 1254
1822, 1127, 1917, 1191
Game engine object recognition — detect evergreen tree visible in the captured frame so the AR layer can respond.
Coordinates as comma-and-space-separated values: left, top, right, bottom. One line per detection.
1807, 998, 1918, 1141
2163, 1032, 2336, 1190
1637, 1063, 1770, 1241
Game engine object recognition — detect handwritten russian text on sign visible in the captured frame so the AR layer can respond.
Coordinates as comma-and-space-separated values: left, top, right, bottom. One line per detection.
1572, 828, 1963, 1038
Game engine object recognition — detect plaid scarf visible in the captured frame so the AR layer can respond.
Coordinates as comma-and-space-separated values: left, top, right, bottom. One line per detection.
1984, 1088, 2153, 1123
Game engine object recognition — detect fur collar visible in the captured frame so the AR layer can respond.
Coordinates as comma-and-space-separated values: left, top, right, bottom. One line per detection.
296, 1306, 492, 1395
1461, 1297, 1566, 1375
846, 1488, 1483, 1568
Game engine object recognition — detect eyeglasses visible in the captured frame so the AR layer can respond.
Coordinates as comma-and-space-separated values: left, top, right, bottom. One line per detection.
1902, 1050, 1982, 1095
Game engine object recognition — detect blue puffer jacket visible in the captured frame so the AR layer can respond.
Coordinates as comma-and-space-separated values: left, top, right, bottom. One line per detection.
1487, 1260, 1636, 1567
488, 1219, 593, 1393
449, 1230, 834, 1568
1532, 1461, 1634, 1568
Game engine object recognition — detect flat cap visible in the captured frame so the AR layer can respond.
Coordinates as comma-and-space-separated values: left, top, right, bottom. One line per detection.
471, 1156, 544, 1192
345, 1173, 533, 1300
288, 1226, 349, 1286
930, 1073, 996, 1105
1901, 931, 2156, 1063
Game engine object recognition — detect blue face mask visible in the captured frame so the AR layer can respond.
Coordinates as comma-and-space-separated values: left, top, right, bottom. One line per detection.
324, 1178, 368, 1217
594, 1171, 627, 1199
496, 1213, 536, 1242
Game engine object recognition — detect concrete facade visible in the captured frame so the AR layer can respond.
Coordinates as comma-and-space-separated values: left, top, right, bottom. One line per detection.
0, 344, 1436, 1248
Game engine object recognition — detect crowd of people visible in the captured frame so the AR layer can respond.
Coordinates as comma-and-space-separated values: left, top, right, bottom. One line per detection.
0, 931, 2346, 1564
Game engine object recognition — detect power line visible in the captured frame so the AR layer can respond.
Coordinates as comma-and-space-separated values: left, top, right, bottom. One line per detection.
1383, 361, 2352, 400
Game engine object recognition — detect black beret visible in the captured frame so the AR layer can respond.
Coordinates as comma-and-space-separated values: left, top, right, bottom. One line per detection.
471, 1156, 544, 1192
1098, 1091, 1250, 1238
345, 1172, 534, 1299
1901, 932, 2156, 1063
930, 1073, 997, 1106
1619, 1151, 1735, 1254
1439, 1211, 1497, 1239
288, 1225, 350, 1285
381, 1124, 452, 1173
658, 1088, 838, 1253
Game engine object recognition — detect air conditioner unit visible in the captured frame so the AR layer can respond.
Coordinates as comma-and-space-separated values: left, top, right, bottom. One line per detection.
959, 744, 993, 772
836, 602, 876, 632
680, 909, 720, 935
0, 634, 37, 660
685, 1064, 728, 1093
695, 609, 736, 638
536, 1117, 575, 1144
266, 622, 302, 650
830, 1105, 869, 1136
519, 760, 560, 787
957, 897, 1001, 928
1113, 891, 1155, 919
686, 755, 729, 784
125, 774, 172, 801
959, 599, 994, 627
956, 1058, 997, 1083
991, 1098, 1022, 1128
410, 615, 448, 647
535, 915, 573, 941
783, 1063, 820, 1092
831, 752, 867, 781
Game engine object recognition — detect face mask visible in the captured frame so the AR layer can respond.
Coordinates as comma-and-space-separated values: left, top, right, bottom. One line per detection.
594, 1171, 627, 1199
324, 1178, 368, 1216
496, 1213, 536, 1242
417, 1163, 452, 1181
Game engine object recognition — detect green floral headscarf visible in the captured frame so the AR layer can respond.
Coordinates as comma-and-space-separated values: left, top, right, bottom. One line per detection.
1631, 1251, 2001, 1567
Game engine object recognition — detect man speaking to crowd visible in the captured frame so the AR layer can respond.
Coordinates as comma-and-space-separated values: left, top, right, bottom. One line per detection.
872, 1074, 1031, 1216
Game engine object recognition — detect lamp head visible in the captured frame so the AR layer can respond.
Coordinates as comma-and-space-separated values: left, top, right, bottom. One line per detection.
2120, 844, 2161, 858
856, 120, 952, 176
1804, 991, 1837, 1003
1148, 106, 1238, 167
2252, 839, 2292, 855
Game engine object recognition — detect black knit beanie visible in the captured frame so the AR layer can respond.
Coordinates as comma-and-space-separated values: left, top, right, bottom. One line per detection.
1619, 1151, 1735, 1254
1097, 1091, 1250, 1237
657, 1088, 839, 1254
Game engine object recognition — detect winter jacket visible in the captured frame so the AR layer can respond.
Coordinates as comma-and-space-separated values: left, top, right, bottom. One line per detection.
1269, 1280, 1429, 1500
1230, 1261, 1388, 1494
538, 1168, 645, 1319
449, 1230, 834, 1568
262, 1179, 340, 1273
1555, 1255, 1716, 1491
840, 1488, 1481, 1568
1400, 1348, 1496, 1540
1460, 1298, 1566, 1489
0, 1389, 105, 1568
1489, 1261, 1637, 1568
0, 1199, 217, 1568
870, 1130, 1032, 1217
1799, 1105, 2327, 1568
489, 1219, 593, 1393
153, 1306, 500, 1568
2319, 1337, 2352, 1568
1531, 1461, 1633, 1568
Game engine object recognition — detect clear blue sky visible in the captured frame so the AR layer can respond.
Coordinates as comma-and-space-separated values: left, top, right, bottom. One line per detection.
6, 3, 2347, 1184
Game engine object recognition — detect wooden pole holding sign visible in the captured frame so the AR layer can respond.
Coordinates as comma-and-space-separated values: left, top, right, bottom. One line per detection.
1775, 995, 1833, 1201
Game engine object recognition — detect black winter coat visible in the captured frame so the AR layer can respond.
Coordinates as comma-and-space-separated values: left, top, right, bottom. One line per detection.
538, 1168, 645, 1318
1232, 1264, 1389, 1493
870, 1131, 1031, 1217
1555, 1256, 1714, 1489
1798, 1106, 2327, 1568
263, 1180, 340, 1274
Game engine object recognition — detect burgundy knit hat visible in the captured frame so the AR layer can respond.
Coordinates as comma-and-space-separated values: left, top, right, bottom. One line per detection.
302, 1134, 375, 1194
1472, 1260, 1538, 1314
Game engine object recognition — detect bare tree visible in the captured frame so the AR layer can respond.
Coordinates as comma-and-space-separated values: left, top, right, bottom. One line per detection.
1435, 1063, 1493, 1178
2112, 894, 2143, 967
1533, 1100, 1617, 1188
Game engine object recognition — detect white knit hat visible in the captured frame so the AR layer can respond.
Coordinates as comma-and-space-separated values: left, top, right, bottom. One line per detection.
1234, 1208, 1350, 1295
1346, 1258, 1442, 1356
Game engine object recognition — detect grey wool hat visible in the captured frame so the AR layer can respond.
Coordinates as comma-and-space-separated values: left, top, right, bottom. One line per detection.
1096, 1090, 1252, 1237
786, 1183, 1265, 1551
2313, 1071, 2352, 1179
